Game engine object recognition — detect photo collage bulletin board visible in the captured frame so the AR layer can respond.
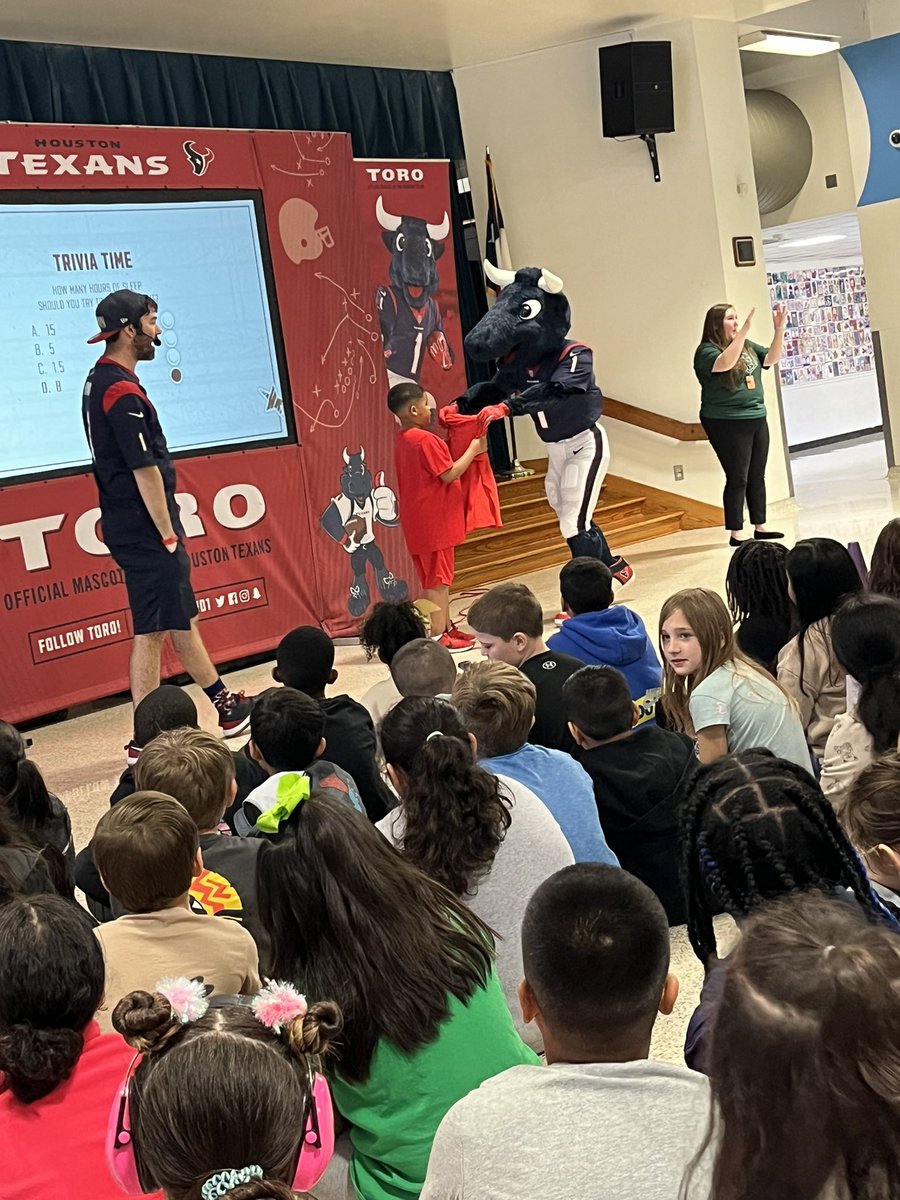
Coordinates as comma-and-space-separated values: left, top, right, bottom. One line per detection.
767, 264, 874, 387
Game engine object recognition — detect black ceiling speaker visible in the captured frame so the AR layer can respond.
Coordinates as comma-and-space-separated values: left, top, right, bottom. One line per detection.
599, 42, 675, 137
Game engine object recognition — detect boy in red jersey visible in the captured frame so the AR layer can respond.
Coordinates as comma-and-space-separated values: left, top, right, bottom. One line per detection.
388, 382, 485, 650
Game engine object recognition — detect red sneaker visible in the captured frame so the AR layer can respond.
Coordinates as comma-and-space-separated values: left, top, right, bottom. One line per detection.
124, 739, 141, 767
213, 689, 255, 737
436, 629, 475, 653
610, 559, 634, 588
448, 623, 475, 645
553, 613, 569, 628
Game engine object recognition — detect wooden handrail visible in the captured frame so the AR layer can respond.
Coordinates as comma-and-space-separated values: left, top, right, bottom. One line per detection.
603, 396, 708, 442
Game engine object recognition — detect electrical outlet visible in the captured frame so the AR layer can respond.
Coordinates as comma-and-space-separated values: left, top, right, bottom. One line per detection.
673, 464, 684, 481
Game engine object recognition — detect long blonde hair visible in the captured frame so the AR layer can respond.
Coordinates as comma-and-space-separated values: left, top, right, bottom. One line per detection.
659, 588, 791, 735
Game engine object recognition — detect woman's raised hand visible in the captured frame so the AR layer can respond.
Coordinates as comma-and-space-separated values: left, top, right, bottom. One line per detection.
740, 307, 756, 335
772, 302, 787, 330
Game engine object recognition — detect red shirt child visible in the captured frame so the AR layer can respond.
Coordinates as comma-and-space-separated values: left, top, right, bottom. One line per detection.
389, 383, 486, 648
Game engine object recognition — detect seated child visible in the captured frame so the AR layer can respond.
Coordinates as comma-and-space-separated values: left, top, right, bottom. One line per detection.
390, 637, 458, 699
133, 727, 271, 966
238, 686, 366, 836
843, 753, 900, 916
725, 540, 794, 675
467, 583, 584, 752
92, 792, 260, 1031
275, 625, 394, 820
359, 598, 429, 726
389, 381, 484, 650
422, 865, 713, 1200
548, 558, 662, 724
452, 660, 618, 865
660, 587, 811, 771
563, 665, 696, 924
0, 720, 74, 888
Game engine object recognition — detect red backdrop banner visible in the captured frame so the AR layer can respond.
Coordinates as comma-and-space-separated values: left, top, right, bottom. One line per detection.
0, 126, 457, 723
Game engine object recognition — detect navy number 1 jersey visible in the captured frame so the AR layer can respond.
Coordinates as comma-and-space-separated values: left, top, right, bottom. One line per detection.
82, 357, 180, 548
376, 284, 443, 383
495, 340, 603, 443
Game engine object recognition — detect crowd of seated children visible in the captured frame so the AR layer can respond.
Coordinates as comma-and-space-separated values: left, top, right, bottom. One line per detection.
678, 749, 891, 1072
451, 659, 618, 865
548, 558, 662, 724
257, 792, 537, 1200
274, 625, 393, 820
423, 865, 714, 1200
378, 696, 573, 1048
777, 537, 864, 759
238, 686, 365, 836
820, 593, 900, 810
467, 583, 583, 752
563, 665, 695, 924
92, 792, 261, 1031
389, 637, 457, 700
359, 599, 429, 726
6, 497, 900, 1200
659, 587, 811, 771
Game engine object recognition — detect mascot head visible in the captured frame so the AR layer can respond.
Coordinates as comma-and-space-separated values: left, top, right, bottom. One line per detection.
464, 264, 571, 368
340, 447, 373, 502
376, 196, 449, 311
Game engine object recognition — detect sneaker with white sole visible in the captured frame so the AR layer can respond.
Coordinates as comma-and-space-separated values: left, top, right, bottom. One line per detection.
213, 690, 254, 737
553, 612, 569, 628
610, 559, 634, 588
436, 629, 476, 653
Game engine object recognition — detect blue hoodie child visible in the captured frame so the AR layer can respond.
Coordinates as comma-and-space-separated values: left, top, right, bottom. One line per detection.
548, 606, 662, 725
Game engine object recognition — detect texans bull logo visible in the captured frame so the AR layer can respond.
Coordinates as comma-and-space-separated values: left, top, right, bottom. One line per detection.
183, 140, 215, 177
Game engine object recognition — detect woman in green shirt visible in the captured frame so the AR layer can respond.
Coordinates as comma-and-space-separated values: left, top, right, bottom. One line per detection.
258, 792, 538, 1200
693, 303, 787, 547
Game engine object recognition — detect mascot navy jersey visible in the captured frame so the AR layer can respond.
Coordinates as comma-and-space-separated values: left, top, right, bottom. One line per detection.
376, 285, 443, 381
494, 340, 603, 443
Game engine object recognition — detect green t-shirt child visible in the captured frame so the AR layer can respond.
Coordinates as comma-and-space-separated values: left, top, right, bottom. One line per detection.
329, 968, 539, 1200
694, 338, 771, 420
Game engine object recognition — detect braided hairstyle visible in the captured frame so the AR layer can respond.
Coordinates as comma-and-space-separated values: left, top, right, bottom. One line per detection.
359, 600, 427, 665
112, 989, 342, 1200
679, 748, 883, 965
725, 540, 792, 626
380, 697, 511, 896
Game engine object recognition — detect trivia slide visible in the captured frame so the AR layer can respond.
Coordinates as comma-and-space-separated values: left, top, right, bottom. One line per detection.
0, 195, 292, 484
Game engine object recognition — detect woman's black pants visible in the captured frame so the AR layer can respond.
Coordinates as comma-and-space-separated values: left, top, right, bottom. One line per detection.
700, 415, 770, 530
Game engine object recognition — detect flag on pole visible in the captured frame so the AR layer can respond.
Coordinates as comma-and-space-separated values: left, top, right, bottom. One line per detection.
484, 147, 512, 299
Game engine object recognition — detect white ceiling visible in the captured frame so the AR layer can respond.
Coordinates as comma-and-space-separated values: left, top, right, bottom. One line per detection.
763, 211, 863, 266
0, 0, 810, 72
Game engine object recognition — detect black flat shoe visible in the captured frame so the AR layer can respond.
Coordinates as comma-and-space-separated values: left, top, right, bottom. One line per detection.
729, 536, 751, 547
754, 530, 784, 540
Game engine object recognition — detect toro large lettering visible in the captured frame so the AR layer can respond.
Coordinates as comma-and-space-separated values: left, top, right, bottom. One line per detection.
0, 483, 266, 571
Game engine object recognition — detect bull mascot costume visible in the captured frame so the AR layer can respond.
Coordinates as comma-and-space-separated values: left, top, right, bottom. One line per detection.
459, 262, 632, 584
320, 447, 409, 617
375, 195, 455, 388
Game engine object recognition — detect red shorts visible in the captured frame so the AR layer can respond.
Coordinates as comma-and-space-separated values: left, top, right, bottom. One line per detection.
412, 548, 456, 590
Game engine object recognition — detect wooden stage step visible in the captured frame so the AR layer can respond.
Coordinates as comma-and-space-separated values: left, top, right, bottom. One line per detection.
453, 462, 691, 593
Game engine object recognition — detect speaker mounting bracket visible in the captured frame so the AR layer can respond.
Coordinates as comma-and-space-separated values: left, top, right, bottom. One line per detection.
641, 133, 661, 183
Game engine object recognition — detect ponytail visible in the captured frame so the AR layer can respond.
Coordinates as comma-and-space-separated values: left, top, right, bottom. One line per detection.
857, 671, 900, 754
381, 697, 511, 896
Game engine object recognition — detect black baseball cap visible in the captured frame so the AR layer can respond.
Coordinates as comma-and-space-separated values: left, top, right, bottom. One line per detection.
87, 289, 157, 344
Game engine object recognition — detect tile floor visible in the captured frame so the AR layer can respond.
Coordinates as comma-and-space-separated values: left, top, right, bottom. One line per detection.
24, 435, 898, 1065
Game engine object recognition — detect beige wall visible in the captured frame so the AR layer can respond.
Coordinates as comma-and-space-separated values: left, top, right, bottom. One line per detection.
453, 17, 790, 510
748, 56, 857, 228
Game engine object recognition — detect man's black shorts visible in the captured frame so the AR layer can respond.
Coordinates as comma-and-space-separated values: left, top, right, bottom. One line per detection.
110, 540, 199, 635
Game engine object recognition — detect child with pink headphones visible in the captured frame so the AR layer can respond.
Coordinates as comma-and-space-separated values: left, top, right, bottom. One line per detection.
107, 978, 341, 1200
